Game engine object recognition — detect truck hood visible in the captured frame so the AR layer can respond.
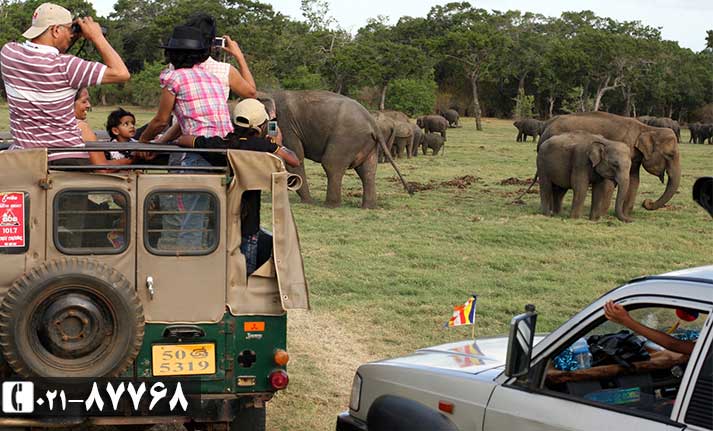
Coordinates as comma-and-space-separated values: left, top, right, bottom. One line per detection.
380, 335, 544, 375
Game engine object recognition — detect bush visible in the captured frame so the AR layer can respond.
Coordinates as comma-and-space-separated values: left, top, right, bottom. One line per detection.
512, 89, 534, 119
385, 79, 436, 117
281, 65, 327, 91
128, 61, 165, 107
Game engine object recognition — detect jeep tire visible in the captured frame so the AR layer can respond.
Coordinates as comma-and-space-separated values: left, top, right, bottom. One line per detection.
0, 258, 144, 378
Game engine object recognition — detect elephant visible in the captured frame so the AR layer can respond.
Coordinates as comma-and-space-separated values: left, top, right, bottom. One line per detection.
417, 115, 448, 140
640, 117, 681, 142
688, 123, 702, 143
538, 111, 680, 218
439, 109, 460, 127
537, 132, 632, 222
410, 123, 424, 157
373, 112, 413, 161
514, 119, 545, 142
422, 133, 444, 156
694, 123, 713, 144
258, 90, 387, 208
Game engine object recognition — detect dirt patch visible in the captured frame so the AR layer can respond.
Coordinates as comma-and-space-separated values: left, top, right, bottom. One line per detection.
499, 177, 534, 186
399, 175, 481, 193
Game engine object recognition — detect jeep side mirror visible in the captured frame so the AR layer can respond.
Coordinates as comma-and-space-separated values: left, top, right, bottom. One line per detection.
505, 304, 537, 378
693, 177, 713, 218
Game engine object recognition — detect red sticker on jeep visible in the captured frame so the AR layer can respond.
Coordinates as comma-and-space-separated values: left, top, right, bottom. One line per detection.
0, 192, 25, 248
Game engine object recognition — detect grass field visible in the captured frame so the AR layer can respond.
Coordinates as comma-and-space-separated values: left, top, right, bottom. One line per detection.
1, 105, 712, 430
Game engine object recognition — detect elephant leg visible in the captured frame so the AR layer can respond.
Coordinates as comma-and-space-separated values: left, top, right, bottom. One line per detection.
322, 163, 347, 208
355, 149, 377, 209
516, 132, 521, 142
552, 186, 567, 215
539, 176, 554, 216
623, 169, 641, 216
441, 130, 447, 140
406, 138, 412, 159
590, 180, 613, 220
570, 185, 588, 219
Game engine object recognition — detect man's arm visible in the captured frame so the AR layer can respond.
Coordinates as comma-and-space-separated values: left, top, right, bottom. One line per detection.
603, 301, 695, 355
223, 36, 256, 98
75, 17, 129, 84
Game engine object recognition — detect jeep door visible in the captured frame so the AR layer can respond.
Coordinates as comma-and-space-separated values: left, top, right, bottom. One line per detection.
136, 174, 226, 322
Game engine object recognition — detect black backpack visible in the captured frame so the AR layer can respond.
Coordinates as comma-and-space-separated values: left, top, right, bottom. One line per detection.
587, 330, 651, 368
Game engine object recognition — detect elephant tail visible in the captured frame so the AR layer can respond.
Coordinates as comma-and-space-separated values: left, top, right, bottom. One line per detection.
512, 171, 538, 204
374, 131, 413, 196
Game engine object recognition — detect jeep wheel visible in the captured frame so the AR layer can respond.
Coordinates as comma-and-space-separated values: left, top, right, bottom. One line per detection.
0, 258, 144, 378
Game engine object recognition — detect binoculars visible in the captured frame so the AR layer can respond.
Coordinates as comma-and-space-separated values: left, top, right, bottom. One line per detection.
71, 21, 108, 36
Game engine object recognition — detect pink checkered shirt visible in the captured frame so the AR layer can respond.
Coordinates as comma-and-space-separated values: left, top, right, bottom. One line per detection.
159, 66, 233, 138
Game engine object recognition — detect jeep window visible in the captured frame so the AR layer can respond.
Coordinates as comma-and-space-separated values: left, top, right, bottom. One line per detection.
54, 190, 129, 254
542, 306, 708, 421
145, 191, 218, 255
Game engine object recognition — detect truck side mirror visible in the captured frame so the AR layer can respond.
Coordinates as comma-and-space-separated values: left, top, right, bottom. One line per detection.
693, 177, 713, 218
505, 304, 537, 378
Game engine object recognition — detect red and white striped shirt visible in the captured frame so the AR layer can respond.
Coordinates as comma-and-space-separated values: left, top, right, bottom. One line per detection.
0, 41, 106, 161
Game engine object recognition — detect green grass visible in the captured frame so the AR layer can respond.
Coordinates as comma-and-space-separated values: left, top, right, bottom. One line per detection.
1, 105, 711, 430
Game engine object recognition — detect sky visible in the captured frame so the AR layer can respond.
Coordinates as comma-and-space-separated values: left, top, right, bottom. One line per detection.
90, 0, 711, 52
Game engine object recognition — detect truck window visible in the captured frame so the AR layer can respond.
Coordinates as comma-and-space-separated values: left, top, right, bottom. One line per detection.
145, 191, 219, 255
54, 190, 129, 254
543, 306, 708, 421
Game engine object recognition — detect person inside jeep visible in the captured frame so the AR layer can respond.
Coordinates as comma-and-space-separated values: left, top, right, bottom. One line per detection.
177, 98, 299, 273
1, 3, 130, 166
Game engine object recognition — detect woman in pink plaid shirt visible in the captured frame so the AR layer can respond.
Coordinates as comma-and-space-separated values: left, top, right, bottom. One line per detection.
139, 25, 233, 168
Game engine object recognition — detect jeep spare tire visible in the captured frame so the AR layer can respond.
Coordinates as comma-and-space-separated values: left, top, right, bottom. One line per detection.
0, 258, 144, 378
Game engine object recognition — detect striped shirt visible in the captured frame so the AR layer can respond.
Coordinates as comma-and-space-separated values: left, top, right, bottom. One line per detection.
0, 41, 106, 161
160, 66, 232, 138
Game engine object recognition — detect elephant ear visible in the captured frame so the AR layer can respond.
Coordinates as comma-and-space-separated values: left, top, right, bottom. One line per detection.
635, 132, 656, 161
588, 141, 605, 167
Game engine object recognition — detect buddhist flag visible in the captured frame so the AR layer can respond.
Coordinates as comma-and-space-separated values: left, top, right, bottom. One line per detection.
446, 295, 477, 327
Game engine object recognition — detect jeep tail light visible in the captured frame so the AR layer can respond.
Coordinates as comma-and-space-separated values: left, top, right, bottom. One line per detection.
274, 349, 289, 366
269, 370, 289, 390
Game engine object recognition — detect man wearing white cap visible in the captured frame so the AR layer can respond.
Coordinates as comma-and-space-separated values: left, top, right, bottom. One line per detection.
0, 3, 130, 165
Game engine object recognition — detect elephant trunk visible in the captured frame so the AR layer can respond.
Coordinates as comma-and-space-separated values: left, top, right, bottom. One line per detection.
614, 175, 631, 222
643, 157, 681, 211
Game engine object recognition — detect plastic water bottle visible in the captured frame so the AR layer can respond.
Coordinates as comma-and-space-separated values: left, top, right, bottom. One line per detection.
571, 337, 592, 369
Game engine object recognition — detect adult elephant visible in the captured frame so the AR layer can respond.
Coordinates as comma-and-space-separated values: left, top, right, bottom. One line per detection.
373, 112, 413, 160
539, 111, 680, 217
259, 91, 388, 208
537, 132, 631, 222
417, 115, 448, 139
689, 123, 702, 143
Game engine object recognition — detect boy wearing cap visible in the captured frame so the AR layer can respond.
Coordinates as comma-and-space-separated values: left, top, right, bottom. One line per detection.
0, 2, 129, 165
177, 98, 299, 273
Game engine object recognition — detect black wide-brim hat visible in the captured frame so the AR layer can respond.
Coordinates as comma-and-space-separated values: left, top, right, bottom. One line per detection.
160, 25, 207, 50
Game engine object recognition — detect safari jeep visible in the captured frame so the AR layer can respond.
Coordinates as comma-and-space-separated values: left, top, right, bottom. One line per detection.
0, 145, 309, 430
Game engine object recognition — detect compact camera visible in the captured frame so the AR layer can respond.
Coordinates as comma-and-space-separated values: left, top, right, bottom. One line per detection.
267, 121, 278, 137
213, 37, 226, 48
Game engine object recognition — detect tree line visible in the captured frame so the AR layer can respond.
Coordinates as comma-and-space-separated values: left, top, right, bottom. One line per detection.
1, 0, 712, 127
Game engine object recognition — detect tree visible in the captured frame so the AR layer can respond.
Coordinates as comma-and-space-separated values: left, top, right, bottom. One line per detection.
437, 7, 509, 130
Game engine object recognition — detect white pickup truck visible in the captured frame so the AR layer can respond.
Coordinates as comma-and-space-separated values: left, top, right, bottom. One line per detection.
337, 178, 713, 431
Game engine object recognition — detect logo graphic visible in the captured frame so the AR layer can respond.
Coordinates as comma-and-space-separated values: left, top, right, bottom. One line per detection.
2, 382, 34, 413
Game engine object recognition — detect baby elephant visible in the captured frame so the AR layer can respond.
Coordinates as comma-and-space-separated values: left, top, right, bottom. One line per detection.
422, 133, 445, 155
537, 132, 632, 222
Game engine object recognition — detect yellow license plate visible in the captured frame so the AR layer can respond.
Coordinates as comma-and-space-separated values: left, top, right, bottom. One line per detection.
152, 343, 216, 376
